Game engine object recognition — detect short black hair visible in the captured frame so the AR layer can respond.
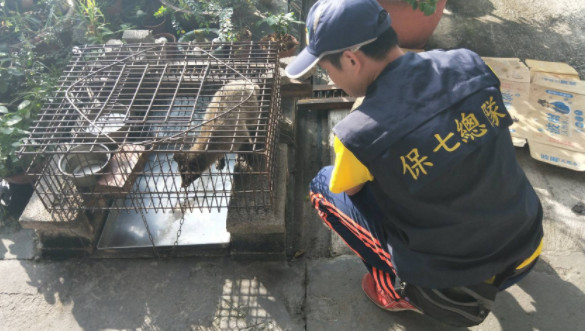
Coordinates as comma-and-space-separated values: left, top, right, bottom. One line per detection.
321, 27, 399, 70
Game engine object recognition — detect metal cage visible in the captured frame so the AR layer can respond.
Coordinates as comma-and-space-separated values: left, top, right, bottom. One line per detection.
19, 42, 281, 218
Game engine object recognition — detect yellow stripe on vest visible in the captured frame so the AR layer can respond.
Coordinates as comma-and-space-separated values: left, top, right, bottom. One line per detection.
485, 238, 543, 285
515, 238, 543, 270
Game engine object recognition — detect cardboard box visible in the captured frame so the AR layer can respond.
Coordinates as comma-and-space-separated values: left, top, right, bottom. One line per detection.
527, 141, 585, 171
482, 57, 533, 147
525, 59, 580, 80
527, 73, 585, 171
483, 58, 584, 170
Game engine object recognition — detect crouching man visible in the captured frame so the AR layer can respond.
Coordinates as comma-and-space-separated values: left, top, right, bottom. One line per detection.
285, 0, 543, 326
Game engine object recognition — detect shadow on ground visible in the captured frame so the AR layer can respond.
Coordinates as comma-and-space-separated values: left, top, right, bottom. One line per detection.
493, 257, 585, 330
306, 255, 585, 330
1, 257, 305, 330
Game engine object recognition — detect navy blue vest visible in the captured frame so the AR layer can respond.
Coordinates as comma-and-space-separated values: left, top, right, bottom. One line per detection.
334, 49, 543, 288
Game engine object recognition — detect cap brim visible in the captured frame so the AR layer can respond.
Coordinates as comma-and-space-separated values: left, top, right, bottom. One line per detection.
285, 48, 320, 80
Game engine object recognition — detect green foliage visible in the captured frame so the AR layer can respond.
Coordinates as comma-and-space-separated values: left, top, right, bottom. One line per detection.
257, 12, 303, 39
160, 0, 254, 39
75, 0, 110, 43
1, 0, 46, 45
74, 0, 133, 44
168, 0, 214, 32
403, 0, 440, 16
0, 44, 62, 178
0, 101, 30, 178
154, 5, 168, 18
207, 2, 234, 42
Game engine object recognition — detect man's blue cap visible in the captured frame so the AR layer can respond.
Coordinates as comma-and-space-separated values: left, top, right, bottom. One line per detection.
285, 0, 391, 79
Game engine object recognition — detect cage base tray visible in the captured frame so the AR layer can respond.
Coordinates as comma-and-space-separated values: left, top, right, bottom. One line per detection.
97, 206, 230, 250
97, 153, 236, 250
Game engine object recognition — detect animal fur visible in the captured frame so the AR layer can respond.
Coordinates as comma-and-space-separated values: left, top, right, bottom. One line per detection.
173, 80, 260, 187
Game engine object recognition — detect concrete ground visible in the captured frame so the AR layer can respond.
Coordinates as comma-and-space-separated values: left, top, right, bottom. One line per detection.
2, 0, 585, 330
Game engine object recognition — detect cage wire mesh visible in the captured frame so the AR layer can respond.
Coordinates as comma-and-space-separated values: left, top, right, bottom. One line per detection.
19, 42, 281, 219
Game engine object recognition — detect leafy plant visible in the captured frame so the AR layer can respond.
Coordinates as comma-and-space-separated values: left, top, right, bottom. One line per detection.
159, 0, 253, 38
154, 5, 168, 18
207, 2, 234, 42
75, 0, 106, 42
0, 51, 21, 97
403, 0, 440, 16
0, 46, 62, 179
1, 1, 45, 46
75, 0, 132, 44
256, 12, 303, 40
159, 0, 211, 34
0, 100, 32, 178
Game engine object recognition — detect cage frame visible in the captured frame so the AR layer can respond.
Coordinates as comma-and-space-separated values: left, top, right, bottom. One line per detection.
19, 41, 282, 219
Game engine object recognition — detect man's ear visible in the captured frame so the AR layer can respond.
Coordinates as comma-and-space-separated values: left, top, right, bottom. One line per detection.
341, 50, 362, 73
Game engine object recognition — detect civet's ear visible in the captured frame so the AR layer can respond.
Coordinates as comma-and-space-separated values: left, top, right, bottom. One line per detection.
173, 153, 184, 163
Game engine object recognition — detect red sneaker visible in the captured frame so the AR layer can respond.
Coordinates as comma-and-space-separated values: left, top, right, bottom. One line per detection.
361, 273, 421, 313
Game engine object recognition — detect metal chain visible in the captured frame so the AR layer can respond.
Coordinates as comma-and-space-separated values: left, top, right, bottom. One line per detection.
169, 190, 188, 257
139, 209, 160, 258
138, 200, 184, 259
170, 211, 186, 257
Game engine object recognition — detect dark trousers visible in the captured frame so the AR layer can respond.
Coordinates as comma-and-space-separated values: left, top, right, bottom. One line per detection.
309, 166, 403, 300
